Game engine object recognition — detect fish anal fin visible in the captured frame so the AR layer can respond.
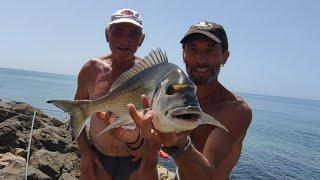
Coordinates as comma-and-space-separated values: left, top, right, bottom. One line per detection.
201, 112, 229, 132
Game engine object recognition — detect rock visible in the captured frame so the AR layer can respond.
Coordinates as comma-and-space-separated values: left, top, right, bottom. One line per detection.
10, 101, 48, 118
0, 152, 26, 166
157, 165, 176, 180
10, 148, 26, 158
30, 149, 79, 179
0, 152, 50, 180
58, 173, 78, 180
0, 162, 51, 180
0, 100, 80, 179
31, 124, 79, 154
0, 118, 27, 153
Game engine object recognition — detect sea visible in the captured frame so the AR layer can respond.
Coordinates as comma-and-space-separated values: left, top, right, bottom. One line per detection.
0, 67, 319, 179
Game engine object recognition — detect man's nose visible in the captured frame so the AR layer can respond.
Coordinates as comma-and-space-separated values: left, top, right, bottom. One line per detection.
118, 34, 130, 44
194, 54, 208, 63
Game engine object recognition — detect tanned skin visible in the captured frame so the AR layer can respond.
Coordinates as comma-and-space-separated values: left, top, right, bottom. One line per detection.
129, 34, 252, 180
75, 22, 158, 180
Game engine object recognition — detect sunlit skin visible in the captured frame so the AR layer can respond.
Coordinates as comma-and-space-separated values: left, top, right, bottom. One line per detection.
183, 37, 224, 85
129, 34, 252, 180
106, 23, 144, 64
74, 22, 158, 180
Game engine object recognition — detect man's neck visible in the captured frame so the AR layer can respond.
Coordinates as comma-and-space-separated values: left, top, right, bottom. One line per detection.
196, 80, 221, 104
111, 55, 135, 70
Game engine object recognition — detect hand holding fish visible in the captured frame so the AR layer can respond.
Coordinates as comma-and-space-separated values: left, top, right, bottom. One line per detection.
96, 111, 141, 144
128, 95, 190, 149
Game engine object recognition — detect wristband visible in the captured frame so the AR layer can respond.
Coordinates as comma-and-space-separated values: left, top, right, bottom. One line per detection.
126, 138, 144, 151
125, 130, 140, 145
161, 136, 191, 157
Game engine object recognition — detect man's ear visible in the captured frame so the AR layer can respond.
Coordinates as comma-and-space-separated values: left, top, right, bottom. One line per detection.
105, 27, 109, 42
138, 33, 145, 47
182, 46, 186, 62
221, 50, 230, 65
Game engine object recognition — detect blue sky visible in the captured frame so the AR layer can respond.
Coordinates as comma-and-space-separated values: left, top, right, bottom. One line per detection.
1, 0, 319, 100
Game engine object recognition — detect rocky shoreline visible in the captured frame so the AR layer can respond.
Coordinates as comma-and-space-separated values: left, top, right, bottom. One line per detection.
0, 100, 176, 180
0, 100, 80, 179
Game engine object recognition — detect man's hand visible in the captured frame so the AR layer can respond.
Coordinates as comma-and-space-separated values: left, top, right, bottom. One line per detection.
96, 111, 145, 161
96, 111, 140, 143
127, 95, 190, 148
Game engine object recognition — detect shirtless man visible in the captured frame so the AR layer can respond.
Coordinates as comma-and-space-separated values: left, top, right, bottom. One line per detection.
129, 21, 252, 180
74, 9, 157, 180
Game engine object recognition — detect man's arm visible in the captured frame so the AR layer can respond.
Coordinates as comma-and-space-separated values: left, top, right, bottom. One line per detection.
174, 144, 212, 180
175, 102, 252, 180
74, 64, 91, 154
74, 63, 107, 179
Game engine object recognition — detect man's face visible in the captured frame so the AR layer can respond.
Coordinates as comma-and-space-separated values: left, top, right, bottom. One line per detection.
106, 23, 144, 61
183, 37, 227, 85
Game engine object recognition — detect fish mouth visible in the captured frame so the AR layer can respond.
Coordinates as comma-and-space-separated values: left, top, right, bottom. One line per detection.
168, 106, 201, 121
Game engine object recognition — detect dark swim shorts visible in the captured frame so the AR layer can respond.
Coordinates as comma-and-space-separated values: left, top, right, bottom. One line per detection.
92, 145, 141, 180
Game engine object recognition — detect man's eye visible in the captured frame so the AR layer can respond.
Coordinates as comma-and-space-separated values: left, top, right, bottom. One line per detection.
129, 32, 140, 39
112, 32, 122, 37
207, 48, 216, 54
188, 47, 197, 53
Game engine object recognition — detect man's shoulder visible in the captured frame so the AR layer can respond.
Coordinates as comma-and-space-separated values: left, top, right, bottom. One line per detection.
212, 90, 252, 139
86, 55, 112, 67
80, 55, 112, 72
223, 97, 252, 138
219, 87, 251, 118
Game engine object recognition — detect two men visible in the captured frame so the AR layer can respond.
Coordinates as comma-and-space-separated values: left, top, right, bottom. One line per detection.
74, 7, 252, 179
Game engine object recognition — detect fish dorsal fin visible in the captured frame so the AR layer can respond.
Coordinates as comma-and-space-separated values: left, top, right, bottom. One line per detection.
109, 48, 168, 92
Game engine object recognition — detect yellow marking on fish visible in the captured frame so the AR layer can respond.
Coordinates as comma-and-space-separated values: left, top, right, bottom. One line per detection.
172, 83, 190, 93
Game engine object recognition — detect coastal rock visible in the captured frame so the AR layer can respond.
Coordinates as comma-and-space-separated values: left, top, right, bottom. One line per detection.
0, 101, 80, 179
0, 100, 173, 179
0, 152, 26, 167
0, 161, 51, 180
30, 149, 79, 179
10, 148, 26, 158
58, 173, 78, 180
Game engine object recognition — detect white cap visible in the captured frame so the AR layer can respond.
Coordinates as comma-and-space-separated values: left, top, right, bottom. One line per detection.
108, 8, 143, 28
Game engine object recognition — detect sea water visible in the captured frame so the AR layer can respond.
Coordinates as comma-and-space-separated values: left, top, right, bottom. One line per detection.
1, 68, 319, 179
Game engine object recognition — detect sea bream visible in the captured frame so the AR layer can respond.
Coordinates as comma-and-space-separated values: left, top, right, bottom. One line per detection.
48, 49, 228, 141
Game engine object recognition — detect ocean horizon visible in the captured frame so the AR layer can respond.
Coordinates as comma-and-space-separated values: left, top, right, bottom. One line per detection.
1, 67, 319, 179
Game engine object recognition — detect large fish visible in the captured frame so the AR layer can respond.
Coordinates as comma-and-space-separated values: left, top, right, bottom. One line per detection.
48, 49, 228, 141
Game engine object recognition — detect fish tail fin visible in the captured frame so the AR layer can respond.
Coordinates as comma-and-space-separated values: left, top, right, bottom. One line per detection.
201, 112, 229, 132
47, 99, 92, 141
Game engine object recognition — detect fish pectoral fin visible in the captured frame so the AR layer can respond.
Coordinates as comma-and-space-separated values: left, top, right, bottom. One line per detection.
97, 115, 133, 137
121, 121, 137, 130
201, 112, 229, 132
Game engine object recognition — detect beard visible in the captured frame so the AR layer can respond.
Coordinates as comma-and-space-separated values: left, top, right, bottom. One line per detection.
186, 64, 221, 85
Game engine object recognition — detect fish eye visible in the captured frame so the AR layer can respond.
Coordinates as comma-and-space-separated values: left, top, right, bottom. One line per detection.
166, 84, 174, 95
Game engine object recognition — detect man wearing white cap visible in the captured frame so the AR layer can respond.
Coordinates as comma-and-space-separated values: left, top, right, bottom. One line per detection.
74, 8, 156, 180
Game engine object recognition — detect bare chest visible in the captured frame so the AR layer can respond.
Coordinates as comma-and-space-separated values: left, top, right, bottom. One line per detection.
88, 63, 123, 100
191, 124, 216, 152
190, 102, 227, 152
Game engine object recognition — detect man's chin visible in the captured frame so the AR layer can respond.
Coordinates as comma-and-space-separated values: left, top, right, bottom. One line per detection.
190, 77, 209, 85
116, 52, 134, 60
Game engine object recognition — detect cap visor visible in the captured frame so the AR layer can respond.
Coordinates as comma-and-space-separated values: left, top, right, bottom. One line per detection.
180, 30, 221, 43
109, 18, 143, 28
